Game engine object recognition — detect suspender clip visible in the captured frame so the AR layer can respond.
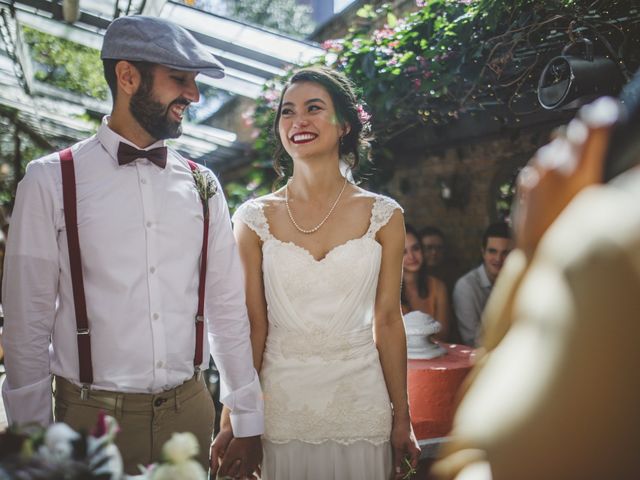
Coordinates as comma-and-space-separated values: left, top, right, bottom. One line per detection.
80, 384, 90, 400
195, 315, 204, 323
195, 366, 202, 381
77, 328, 90, 335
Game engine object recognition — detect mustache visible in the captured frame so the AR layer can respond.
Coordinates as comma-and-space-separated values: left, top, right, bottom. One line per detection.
172, 97, 191, 107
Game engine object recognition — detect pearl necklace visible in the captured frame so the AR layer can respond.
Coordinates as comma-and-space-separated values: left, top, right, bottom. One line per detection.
285, 176, 349, 234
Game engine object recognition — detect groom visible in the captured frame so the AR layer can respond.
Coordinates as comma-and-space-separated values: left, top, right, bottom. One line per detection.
2, 15, 262, 476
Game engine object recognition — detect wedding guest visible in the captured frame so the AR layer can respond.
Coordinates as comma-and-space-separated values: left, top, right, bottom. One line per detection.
420, 226, 459, 295
212, 66, 420, 480
402, 224, 451, 340
1, 15, 262, 475
452, 223, 512, 346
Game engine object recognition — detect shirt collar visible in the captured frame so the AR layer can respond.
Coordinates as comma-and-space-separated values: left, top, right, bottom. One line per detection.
97, 116, 167, 165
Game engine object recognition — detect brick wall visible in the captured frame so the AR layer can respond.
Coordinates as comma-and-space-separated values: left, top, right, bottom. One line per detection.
380, 129, 552, 273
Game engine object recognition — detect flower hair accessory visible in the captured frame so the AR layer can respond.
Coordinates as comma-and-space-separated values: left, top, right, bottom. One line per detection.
357, 103, 371, 124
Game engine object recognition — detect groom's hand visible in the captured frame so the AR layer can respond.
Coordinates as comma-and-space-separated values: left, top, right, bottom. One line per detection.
214, 434, 262, 479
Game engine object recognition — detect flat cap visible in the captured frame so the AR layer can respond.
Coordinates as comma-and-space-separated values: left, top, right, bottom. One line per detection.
101, 15, 224, 79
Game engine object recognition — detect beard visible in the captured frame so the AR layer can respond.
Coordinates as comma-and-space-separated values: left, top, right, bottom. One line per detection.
129, 81, 189, 140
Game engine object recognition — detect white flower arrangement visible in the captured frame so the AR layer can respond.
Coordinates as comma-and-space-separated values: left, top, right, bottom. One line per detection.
137, 432, 206, 480
0, 415, 207, 480
0, 412, 124, 479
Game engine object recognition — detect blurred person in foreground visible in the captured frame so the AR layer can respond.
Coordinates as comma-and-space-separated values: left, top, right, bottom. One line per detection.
431, 71, 640, 480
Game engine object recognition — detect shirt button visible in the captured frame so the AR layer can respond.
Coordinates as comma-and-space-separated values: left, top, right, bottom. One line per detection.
153, 313, 159, 320
141, 178, 147, 184
146, 221, 152, 228
156, 360, 163, 368
150, 266, 156, 274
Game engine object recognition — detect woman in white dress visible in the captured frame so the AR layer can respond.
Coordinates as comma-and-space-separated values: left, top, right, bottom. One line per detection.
213, 66, 420, 480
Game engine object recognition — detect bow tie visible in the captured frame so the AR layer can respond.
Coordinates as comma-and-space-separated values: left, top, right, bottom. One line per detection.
117, 142, 168, 169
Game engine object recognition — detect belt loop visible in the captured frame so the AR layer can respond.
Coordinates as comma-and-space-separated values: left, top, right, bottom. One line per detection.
174, 386, 181, 412
115, 393, 124, 418
80, 384, 90, 401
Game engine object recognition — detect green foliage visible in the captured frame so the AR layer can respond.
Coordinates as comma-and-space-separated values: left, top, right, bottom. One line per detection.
231, 0, 640, 205
1, 28, 107, 207
181, 0, 315, 38
0, 112, 48, 209
232, 0, 315, 37
23, 27, 108, 100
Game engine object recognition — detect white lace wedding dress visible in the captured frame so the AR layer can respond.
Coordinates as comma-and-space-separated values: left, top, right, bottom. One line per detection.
233, 194, 402, 480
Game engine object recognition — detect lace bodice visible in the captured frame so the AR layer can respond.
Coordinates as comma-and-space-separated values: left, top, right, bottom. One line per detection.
233, 195, 403, 445
234, 193, 401, 243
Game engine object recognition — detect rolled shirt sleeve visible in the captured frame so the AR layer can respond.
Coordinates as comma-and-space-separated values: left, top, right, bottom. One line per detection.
2, 160, 60, 426
203, 173, 264, 437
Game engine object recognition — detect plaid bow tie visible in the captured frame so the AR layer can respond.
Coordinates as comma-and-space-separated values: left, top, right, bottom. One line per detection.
117, 142, 168, 169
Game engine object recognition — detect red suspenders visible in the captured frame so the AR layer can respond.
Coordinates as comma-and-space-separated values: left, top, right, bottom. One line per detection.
59, 149, 208, 398
59, 148, 93, 399
187, 159, 208, 373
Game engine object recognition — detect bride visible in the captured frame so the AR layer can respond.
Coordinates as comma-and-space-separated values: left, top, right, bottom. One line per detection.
213, 66, 420, 479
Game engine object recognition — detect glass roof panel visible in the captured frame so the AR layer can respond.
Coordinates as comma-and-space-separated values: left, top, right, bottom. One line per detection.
0, 0, 324, 168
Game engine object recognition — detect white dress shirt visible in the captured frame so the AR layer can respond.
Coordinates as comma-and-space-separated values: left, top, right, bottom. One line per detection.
2, 118, 263, 437
453, 264, 493, 347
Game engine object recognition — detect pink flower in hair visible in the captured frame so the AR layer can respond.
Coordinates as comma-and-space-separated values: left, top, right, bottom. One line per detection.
357, 104, 371, 124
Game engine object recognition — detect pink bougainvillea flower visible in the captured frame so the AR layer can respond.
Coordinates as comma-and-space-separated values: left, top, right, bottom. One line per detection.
357, 104, 371, 124
321, 39, 344, 53
241, 107, 256, 127
374, 27, 395, 43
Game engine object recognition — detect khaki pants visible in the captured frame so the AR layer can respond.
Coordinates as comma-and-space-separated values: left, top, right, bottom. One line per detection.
54, 375, 215, 475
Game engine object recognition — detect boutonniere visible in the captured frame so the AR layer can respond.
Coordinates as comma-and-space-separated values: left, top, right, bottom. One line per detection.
191, 167, 217, 214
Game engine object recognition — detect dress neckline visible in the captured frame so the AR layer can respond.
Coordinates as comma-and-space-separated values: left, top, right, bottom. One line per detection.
257, 195, 381, 263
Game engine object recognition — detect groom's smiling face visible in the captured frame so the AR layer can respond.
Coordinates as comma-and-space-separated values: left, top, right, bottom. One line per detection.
129, 65, 200, 141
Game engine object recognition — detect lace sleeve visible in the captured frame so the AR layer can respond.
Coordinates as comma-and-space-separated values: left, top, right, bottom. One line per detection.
366, 195, 404, 237
231, 200, 271, 242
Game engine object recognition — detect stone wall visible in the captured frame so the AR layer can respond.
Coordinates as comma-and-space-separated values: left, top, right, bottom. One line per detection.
380, 128, 553, 273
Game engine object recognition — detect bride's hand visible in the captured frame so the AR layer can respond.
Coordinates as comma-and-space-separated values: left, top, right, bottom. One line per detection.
210, 426, 234, 477
390, 416, 421, 479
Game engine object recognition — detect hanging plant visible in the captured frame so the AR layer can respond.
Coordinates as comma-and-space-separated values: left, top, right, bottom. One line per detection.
226, 0, 640, 207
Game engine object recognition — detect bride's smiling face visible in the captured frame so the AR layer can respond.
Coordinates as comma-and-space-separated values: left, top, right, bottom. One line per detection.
277, 81, 347, 161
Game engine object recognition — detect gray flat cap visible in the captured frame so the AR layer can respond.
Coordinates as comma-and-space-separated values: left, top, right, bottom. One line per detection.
101, 15, 224, 79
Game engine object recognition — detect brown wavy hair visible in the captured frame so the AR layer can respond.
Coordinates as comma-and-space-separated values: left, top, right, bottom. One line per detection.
401, 224, 430, 307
